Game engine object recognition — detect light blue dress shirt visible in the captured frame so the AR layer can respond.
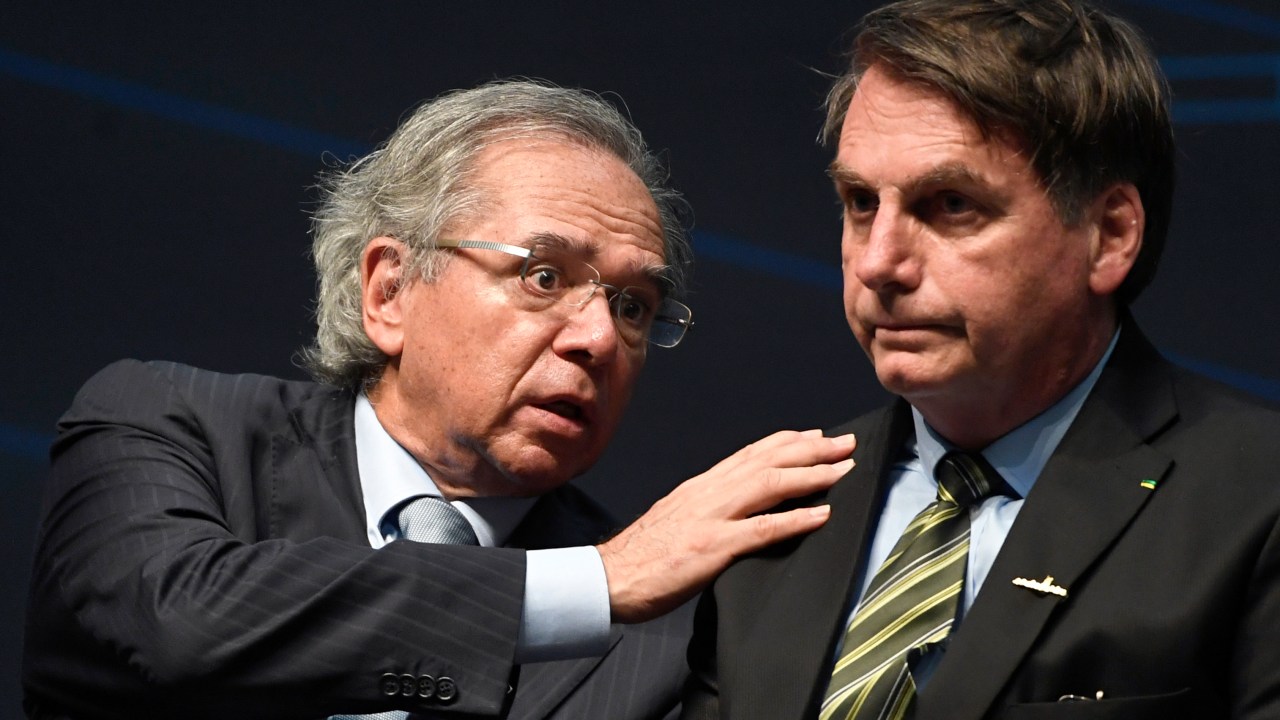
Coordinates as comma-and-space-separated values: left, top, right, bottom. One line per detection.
846, 331, 1120, 686
353, 395, 611, 663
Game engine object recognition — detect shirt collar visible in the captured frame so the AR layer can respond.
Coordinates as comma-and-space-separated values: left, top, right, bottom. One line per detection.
913, 329, 1121, 498
353, 394, 537, 548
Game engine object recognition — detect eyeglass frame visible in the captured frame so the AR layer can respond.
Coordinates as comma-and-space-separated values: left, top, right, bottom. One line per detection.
433, 238, 694, 348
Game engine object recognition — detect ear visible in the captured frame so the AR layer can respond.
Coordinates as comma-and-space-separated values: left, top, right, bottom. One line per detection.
1087, 182, 1144, 297
361, 236, 410, 358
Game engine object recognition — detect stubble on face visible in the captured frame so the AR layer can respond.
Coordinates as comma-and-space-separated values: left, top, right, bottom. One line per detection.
833, 66, 1115, 447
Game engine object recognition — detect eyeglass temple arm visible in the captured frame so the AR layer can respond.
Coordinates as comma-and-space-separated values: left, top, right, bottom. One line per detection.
435, 239, 533, 259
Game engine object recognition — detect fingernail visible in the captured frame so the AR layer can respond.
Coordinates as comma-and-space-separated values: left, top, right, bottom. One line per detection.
810, 505, 832, 519
836, 458, 855, 471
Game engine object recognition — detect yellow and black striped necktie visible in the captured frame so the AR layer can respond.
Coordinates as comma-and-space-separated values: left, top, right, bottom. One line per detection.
820, 451, 1010, 720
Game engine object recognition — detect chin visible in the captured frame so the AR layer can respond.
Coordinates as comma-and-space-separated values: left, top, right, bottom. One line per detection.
498, 448, 593, 495
874, 362, 950, 401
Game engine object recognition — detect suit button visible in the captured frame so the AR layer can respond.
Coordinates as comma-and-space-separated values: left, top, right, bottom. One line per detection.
417, 675, 436, 699
436, 676, 458, 703
399, 673, 417, 697
380, 673, 400, 697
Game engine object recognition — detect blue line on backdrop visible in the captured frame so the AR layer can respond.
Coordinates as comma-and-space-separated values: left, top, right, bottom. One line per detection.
1161, 54, 1280, 79
1, 44, 1278, 462
0, 47, 370, 160
1175, 99, 1280, 124
1120, 0, 1280, 41
693, 231, 842, 292
1166, 354, 1280, 403
1, 424, 52, 463
1162, 54, 1280, 124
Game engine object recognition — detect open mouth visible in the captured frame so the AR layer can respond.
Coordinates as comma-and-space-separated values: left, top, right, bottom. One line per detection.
538, 400, 585, 422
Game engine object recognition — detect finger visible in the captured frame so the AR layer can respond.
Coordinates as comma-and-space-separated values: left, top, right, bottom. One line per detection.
737, 432, 856, 471
687, 429, 812, 479
740, 428, 829, 455
730, 504, 833, 557
734, 458, 853, 515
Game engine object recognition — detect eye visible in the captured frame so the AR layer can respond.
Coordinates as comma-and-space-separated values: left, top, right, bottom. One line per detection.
524, 262, 570, 295
937, 192, 975, 215
612, 291, 654, 327
844, 188, 879, 215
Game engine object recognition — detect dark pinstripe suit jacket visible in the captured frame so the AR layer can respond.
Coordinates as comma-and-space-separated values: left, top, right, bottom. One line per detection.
683, 324, 1280, 719
23, 360, 692, 720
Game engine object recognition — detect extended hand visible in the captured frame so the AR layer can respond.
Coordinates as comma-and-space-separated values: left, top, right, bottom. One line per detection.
597, 429, 855, 623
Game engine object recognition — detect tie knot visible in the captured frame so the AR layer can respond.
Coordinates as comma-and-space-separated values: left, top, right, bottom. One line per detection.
934, 451, 1010, 508
395, 495, 479, 546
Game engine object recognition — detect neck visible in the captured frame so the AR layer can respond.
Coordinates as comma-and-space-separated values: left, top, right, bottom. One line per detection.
917, 315, 1118, 450
365, 368, 483, 499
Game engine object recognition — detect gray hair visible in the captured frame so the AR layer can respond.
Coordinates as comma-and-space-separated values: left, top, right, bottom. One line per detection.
302, 79, 693, 390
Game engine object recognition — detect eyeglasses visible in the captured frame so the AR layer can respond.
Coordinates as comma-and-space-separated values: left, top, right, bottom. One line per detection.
435, 238, 694, 348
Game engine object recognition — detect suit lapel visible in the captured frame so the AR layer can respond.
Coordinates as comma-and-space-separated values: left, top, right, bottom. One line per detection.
268, 392, 631, 719
267, 385, 367, 544
504, 486, 623, 720
919, 326, 1178, 720
734, 402, 912, 719
505, 626, 626, 720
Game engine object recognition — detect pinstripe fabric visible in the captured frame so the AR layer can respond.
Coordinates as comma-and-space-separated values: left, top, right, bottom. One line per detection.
331, 498, 480, 720
820, 452, 1008, 720
330, 712, 404, 720
25, 359, 692, 719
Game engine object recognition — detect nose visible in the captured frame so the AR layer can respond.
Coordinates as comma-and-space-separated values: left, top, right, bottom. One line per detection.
552, 289, 621, 364
847, 202, 921, 293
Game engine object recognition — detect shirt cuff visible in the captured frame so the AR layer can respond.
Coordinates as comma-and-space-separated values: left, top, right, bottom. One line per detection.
515, 546, 611, 663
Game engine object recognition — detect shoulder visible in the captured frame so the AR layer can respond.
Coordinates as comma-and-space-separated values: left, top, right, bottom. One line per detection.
1167, 362, 1280, 439
60, 360, 354, 454
67, 359, 336, 422
1157, 364, 1280, 495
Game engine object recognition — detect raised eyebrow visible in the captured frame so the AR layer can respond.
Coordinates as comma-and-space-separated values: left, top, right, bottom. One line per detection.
529, 231, 672, 291
635, 262, 675, 295
526, 231, 598, 256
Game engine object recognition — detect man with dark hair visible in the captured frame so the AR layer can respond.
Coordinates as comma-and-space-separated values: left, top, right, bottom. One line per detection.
23, 79, 854, 719
683, 2, 1280, 718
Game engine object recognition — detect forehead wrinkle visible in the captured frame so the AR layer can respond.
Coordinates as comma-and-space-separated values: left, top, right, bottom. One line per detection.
562, 185, 664, 247
531, 230, 670, 290
527, 227, 663, 267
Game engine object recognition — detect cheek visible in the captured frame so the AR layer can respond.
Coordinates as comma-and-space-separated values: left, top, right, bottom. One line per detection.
609, 354, 644, 404
840, 227, 862, 277
841, 245, 865, 313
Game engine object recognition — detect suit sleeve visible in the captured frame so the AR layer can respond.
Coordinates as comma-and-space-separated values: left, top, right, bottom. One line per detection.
23, 361, 524, 719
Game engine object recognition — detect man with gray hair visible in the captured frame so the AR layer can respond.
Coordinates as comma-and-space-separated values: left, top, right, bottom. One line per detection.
684, 1, 1280, 718
23, 79, 854, 719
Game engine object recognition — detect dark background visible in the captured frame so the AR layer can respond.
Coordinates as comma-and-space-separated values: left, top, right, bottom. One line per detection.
2, 1, 1278, 713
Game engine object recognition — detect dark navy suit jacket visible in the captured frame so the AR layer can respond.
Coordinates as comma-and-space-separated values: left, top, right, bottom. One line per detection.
683, 325, 1280, 719
24, 360, 691, 719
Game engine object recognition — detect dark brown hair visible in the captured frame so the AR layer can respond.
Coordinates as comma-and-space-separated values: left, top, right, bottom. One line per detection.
825, 0, 1175, 305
